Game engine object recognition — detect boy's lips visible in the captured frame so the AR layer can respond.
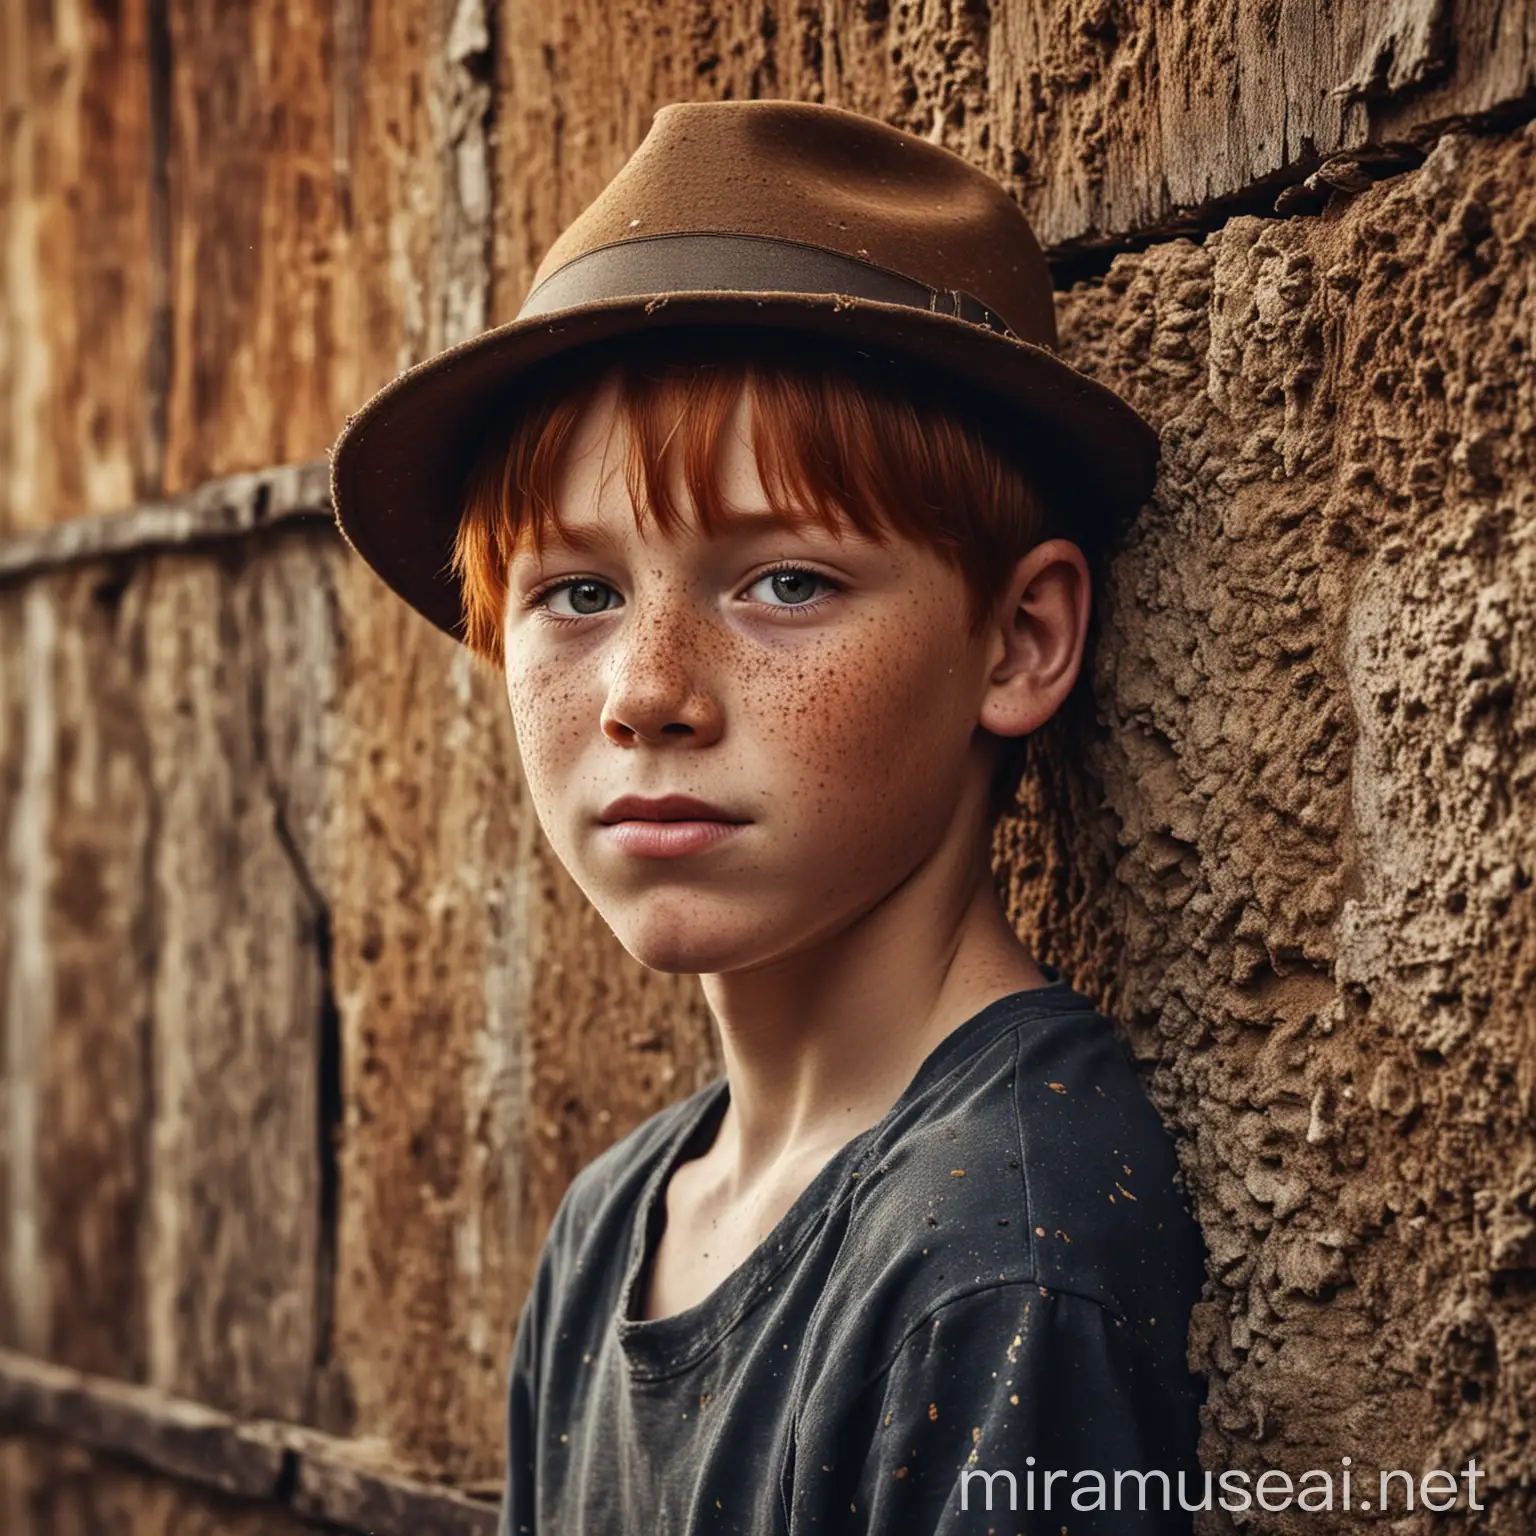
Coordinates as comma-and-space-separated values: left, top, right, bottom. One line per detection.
596, 794, 752, 859
598, 793, 749, 825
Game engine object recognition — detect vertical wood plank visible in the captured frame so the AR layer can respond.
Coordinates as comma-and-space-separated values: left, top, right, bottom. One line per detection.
316, 0, 520, 1484
0, 1, 159, 534
160, 0, 340, 488
1, 587, 58, 1355
0, 593, 18, 1350
34, 562, 155, 1380
139, 532, 341, 1421
158, 0, 485, 492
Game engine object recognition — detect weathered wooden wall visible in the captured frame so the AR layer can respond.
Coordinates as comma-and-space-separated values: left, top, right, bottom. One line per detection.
2, 0, 1533, 1530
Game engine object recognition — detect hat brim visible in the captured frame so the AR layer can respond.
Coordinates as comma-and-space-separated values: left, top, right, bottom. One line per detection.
329, 291, 1159, 643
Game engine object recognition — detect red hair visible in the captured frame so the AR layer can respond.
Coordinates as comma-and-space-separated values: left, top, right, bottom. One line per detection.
451, 324, 1081, 815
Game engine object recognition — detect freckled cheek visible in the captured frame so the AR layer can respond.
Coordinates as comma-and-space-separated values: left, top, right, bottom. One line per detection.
745, 623, 936, 775
780, 638, 965, 836
504, 658, 593, 787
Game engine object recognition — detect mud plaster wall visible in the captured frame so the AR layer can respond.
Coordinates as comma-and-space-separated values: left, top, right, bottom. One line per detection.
1002, 125, 1536, 1528
0, 0, 1533, 1528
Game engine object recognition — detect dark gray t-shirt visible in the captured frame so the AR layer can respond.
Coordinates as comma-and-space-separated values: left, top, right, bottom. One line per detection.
498, 970, 1208, 1534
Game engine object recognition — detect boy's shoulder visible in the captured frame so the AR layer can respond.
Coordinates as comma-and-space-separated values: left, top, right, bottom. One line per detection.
829, 986, 1203, 1338
535, 985, 1202, 1355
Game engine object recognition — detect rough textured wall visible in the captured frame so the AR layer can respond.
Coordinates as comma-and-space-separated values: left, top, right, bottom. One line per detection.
157, 0, 493, 492
1002, 124, 1536, 1526
984, 0, 1536, 250
0, 0, 1533, 1525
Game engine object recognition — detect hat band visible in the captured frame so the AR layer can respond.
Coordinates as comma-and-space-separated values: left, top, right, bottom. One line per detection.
517, 232, 1021, 341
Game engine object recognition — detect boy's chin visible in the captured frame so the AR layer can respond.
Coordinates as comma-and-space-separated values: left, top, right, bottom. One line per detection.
602, 900, 777, 977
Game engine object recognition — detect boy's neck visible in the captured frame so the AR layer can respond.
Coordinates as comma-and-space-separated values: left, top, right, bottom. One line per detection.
697, 822, 1048, 1183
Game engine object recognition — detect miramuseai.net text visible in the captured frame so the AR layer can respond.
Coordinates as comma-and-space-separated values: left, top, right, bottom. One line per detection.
958, 1458, 1486, 1517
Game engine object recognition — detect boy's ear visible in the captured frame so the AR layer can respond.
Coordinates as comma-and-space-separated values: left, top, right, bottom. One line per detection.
977, 539, 1092, 741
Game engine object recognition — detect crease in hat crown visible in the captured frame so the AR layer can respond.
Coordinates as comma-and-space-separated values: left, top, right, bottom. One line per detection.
328, 96, 1160, 645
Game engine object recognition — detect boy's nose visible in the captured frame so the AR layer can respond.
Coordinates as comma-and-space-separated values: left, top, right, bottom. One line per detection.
599, 608, 724, 748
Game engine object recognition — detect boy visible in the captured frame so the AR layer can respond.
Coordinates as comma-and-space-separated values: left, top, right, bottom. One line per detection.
331, 100, 1207, 1534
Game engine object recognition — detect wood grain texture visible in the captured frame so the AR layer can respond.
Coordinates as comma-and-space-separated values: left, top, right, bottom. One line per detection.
139, 533, 340, 1421
0, 524, 347, 1422
0, 594, 20, 1352
289, 1444, 500, 1536
0, 1347, 287, 1499
160, 0, 344, 488
158, 0, 491, 494
0, 570, 153, 1378
0, 0, 160, 535
0, 460, 332, 586
1, 586, 58, 1358
291, 0, 515, 1482
32, 561, 155, 1381
1, 520, 543, 1482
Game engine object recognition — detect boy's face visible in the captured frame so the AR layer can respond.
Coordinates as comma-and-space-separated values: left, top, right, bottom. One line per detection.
501, 377, 1009, 976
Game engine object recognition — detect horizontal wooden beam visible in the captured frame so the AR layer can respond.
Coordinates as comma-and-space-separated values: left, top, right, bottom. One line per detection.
0, 1347, 285, 1499
0, 1348, 500, 1536
0, 460, 334, 586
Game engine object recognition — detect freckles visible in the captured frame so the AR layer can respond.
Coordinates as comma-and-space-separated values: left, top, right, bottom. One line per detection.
506, 660, 588, 760
804, 622, 895, 717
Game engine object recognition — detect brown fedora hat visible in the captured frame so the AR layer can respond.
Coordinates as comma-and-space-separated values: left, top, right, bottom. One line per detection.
329, 98, 1159, 643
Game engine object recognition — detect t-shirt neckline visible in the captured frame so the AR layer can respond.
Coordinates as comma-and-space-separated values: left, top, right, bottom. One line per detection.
613, 965, 1084, 1379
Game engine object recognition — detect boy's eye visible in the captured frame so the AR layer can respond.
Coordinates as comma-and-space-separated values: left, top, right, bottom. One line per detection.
544, 579, 619, 617
533, 568, 834, 618
745, 568, 831, 607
